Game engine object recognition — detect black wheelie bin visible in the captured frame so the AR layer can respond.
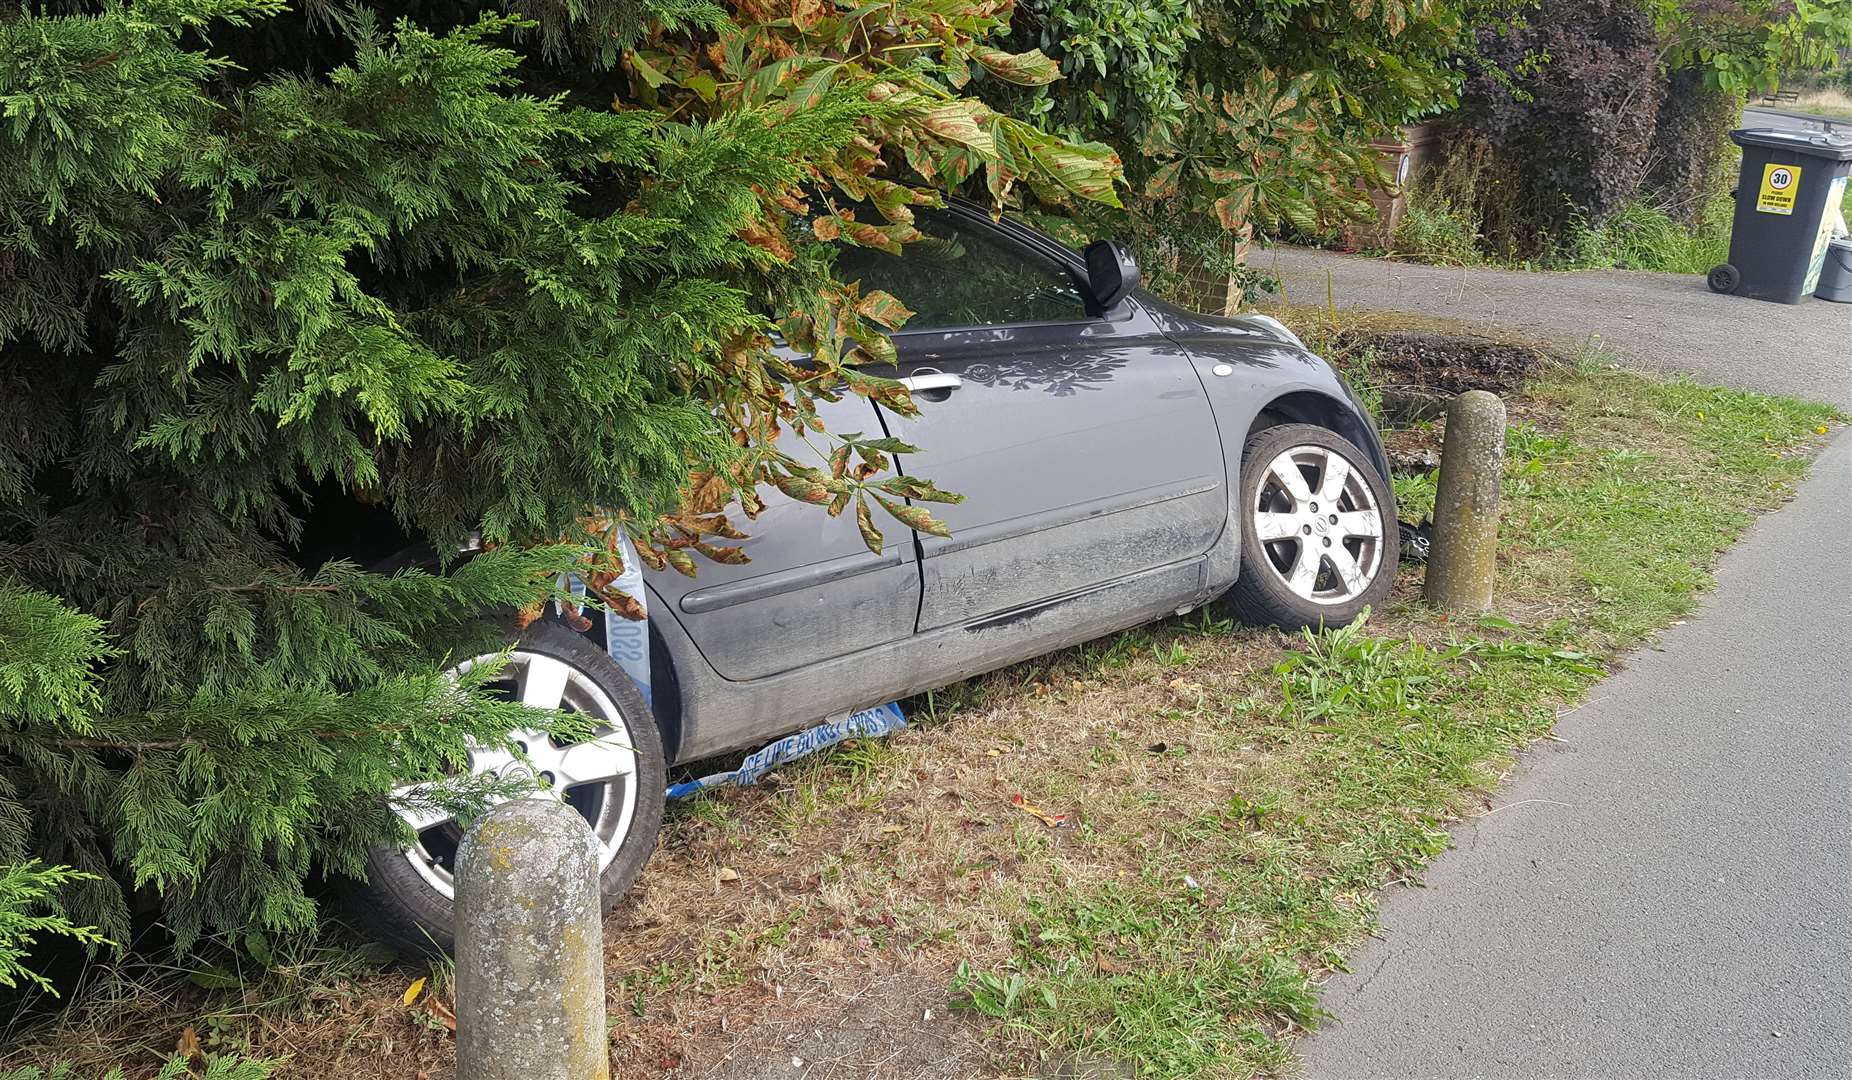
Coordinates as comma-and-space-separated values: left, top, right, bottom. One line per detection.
1707, 128, 1852, 304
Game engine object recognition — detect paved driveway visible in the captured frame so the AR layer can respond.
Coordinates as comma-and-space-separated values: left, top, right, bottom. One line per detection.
1742, 105, 1847, 136
1257, 246, 1852, 411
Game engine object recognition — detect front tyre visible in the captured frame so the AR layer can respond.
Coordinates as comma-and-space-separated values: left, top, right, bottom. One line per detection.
351, 618, 666, 954
1221, 423, 1397, 631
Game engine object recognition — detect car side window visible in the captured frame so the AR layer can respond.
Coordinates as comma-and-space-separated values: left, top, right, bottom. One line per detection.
831, 212, 1089, 331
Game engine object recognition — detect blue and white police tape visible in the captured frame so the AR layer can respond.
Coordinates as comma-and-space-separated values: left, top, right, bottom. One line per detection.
665, 702, 907, 800
558, 530, 652, 707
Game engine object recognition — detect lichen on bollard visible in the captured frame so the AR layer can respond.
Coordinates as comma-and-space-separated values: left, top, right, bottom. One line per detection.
1424, 389, 1507, 614
455, 798, 609, 1080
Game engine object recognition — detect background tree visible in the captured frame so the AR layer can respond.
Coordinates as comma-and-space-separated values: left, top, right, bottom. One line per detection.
978, 0, 1506, 293
0, 0, 1114, 967
1648, 1, 1852, 222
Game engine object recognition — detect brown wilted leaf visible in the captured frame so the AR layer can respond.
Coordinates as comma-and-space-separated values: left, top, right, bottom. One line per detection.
511, 601, 543, 631
855, 496, 882, 554
772, 471, 832, 506
694, 542, 750, 565
875, 494, 951, 538
606, 588, 647, 622
425, 994, 457, 1033
738, 219, 795, 262
855, 289, 914, 329
971, 46, 1060, 86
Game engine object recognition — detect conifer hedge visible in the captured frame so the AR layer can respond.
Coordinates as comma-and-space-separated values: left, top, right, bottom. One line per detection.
0, 0, 1116, 977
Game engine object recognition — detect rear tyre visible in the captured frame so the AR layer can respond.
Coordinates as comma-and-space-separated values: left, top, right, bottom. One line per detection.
350, 618, 666, 954
1221, 423, 1397, 632
1707, 263, 1741, 294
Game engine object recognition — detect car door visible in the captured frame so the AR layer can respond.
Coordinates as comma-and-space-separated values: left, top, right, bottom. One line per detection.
835, 209, 1227, 631
641, 377, 919, 681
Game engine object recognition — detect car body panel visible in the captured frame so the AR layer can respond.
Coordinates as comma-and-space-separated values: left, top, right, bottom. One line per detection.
638, 203, 1389, 764
1141, 297, 1392, 485
651, 530, 1225, 762
874, 305, 1226, 631
641, 392, 921, 682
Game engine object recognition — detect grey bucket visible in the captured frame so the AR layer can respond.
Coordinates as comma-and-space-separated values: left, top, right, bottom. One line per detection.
1820, 238, 1852, 303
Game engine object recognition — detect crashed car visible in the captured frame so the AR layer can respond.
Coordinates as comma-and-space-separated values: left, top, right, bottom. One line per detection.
352, 200, 1398, 950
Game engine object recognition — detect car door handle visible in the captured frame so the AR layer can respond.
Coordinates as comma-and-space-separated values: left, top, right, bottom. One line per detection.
898, 373, 962, 395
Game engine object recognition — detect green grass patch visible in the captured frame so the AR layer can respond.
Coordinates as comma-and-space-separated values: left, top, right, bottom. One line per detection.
1557, 196, 1734, 275
947, 363, 1838, 1077
1386, 194, 1737, 275
1500, 366, 1838, 644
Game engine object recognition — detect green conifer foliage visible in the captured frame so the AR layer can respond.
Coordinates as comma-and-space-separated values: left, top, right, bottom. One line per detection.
0, 0, 1116, 961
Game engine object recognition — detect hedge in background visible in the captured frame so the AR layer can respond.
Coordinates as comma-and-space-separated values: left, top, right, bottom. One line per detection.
1644, 67, 1741, 229
1447, 0, 1852, 259
1457, 0, 1664, 257
980, 0, 1502, 292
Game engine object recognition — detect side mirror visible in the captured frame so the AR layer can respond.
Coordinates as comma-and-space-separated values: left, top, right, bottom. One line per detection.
1083, 239, 1140, 310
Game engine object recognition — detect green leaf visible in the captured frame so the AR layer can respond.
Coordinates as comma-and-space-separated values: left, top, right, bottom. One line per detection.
973, 47, 1062, 87
629, 51, 670, 89
242, 931, 273, 967
186, 963, 244, 990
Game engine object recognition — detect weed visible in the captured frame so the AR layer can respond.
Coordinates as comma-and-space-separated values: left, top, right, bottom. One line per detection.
950, 962, 1053, 1020
1388, 134, 1739, 275
1391, 200, 1485, 267
1151, 639, 1194, 668
1558, 195, 1733, 274
1327, 343, 1388, 420
1084, 628, 1150, 672
1182, 606, 1234, 636
1391, 470, 1437, 519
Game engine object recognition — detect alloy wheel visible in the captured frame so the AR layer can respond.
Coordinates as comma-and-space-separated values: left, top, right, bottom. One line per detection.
390, 650, 640, 899
1251, 443, 1387, 606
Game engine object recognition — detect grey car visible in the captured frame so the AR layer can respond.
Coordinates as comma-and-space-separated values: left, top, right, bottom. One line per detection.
355, 201, 1398, 949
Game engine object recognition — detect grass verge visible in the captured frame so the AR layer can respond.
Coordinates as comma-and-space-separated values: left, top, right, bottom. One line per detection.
2, 334, 1840, 1080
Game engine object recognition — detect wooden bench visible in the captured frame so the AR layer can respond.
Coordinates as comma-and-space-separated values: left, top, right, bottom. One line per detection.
1759, 89, 1801, 106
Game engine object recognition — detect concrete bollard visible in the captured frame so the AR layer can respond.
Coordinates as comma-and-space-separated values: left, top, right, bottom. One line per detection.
455, 799, 609, 1080
1424, 389, 1507, 613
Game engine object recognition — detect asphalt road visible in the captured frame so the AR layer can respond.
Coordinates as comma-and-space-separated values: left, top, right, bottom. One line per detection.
1257, 246, 1852, 411
1743, 105, 1847, 136
1298, 435, 1852, 1080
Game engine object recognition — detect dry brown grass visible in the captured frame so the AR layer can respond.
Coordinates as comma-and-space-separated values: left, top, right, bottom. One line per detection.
4, 605, 1391, 1078
615, 619, 1303, 1072
1791, 86, 1852, 120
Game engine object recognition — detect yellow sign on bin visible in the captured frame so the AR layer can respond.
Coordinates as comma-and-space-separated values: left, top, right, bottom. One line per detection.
1757, 163, 1801, 215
